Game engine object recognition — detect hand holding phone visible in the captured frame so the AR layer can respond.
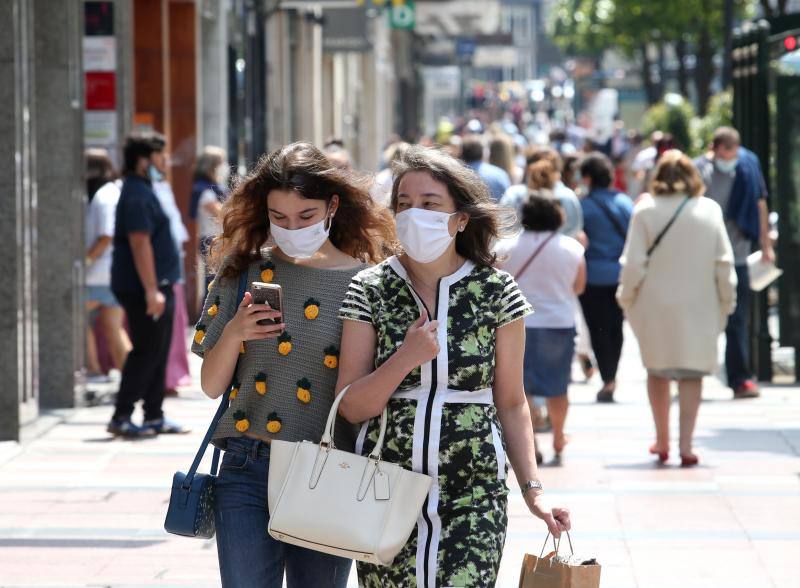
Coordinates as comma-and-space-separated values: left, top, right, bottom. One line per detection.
226, 284, 284, 342
251, 282, 284, 326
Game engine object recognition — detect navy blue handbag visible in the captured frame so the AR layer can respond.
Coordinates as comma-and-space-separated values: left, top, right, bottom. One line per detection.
164, 271, 248, 538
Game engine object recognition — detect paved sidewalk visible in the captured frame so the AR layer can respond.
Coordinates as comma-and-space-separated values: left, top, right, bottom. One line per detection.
1, 332, 799, 587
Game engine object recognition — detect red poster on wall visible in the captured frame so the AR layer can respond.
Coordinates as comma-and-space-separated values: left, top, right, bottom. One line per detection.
85, 72, 116, 110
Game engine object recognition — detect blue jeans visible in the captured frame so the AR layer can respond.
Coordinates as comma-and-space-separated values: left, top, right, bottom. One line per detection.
725, 264, 752, 389
214, 437, 352, 588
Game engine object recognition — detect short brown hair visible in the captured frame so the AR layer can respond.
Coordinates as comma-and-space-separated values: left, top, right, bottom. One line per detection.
460, 136, 485, 163
526, 159, 559, 191
521, 192, 564, 232
86, 148, 116, 183
649, 150, 705, 197
579, 152, 614, 189
712, 126, 741, 150
524, 146, 562, 173
390, 145, 516, 268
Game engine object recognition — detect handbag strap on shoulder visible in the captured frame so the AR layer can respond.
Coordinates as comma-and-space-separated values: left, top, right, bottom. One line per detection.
514, 232, 556, 281
590, 193, 628, 240
181, 270, 249, 489
646, 196, 691, 257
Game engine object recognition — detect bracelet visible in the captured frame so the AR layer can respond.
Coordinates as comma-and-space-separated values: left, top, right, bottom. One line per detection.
521, 479, 543, 495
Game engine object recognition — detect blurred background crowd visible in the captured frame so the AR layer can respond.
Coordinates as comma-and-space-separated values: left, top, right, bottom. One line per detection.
4, 0, 800, 445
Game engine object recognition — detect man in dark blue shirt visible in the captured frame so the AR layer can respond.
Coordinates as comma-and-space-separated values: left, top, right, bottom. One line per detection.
108, 132, 186, 438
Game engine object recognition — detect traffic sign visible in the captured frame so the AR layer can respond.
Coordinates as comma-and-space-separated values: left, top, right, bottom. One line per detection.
389, 1, 415, 30
456, 38, 477, 58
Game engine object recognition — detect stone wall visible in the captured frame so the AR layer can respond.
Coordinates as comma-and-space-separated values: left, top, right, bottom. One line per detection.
34, 0, 85, 409
0, 0, 39, 440
0, 0, 84, 440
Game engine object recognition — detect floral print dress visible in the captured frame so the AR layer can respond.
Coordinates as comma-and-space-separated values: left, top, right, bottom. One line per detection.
339, 256, 532, 588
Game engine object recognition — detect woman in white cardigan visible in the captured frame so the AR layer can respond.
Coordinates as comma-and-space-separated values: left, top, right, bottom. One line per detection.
617, 150, 737, 467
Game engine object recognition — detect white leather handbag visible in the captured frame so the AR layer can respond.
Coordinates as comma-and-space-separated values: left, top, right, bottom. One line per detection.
267, 387, 433, 565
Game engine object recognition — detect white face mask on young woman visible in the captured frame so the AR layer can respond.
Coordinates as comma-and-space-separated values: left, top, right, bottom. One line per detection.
396, 208, 459, 264
270, 212, 332, 259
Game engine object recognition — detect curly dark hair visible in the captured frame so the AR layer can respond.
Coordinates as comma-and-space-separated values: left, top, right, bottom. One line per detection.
521, 192, 564, 232
210, 142, 396, 279
390, 145, 516, 267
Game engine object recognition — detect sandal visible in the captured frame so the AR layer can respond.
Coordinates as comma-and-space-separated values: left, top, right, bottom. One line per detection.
680, 453, 699, 467
649, 444, 669, 464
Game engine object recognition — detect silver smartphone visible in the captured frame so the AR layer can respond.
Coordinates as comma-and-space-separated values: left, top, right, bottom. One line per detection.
250, 281, 284, 326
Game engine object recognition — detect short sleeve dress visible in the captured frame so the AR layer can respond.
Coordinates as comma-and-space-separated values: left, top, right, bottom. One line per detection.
339, 256, 532, 588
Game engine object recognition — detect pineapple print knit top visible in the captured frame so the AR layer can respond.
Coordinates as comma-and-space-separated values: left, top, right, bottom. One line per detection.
192, 249, 367, 450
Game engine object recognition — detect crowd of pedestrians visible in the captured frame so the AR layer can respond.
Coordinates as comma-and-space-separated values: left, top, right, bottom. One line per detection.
405, 119, 770, 468
87, 133, 232, 437
85, 113, 773, 587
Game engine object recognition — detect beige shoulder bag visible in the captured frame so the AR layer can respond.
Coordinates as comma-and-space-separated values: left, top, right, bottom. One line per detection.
267, 386, 433, 565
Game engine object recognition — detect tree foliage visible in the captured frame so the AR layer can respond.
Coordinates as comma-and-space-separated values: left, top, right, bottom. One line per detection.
641, 95, 696, 154
692, 89, 734, 154
549, 0, 754, 112
550, 0, 750, 57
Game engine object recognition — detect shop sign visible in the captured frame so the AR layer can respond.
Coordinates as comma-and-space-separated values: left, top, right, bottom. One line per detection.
85, 72, 116, 110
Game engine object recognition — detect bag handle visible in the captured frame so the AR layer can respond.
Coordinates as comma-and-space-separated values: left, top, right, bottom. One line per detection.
181, 270, 249, 489
646, 196, 691, 257
320, 385, 389, 461
514, 232, 557, 281
532, 530, 574, 573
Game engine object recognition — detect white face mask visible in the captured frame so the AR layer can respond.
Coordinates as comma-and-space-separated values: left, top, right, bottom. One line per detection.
270, 212, 331, 259
715, 158, 738, 174
396, 208, 458, 264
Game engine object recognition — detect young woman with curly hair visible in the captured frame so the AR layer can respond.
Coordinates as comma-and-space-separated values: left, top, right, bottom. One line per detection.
192, 142, 395, 587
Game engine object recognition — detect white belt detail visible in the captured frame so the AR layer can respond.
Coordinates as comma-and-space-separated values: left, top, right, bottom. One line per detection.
391, 387, 494, 404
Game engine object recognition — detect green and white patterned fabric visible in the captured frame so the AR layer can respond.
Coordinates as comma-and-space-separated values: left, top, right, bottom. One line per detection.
340, 256, 532, 587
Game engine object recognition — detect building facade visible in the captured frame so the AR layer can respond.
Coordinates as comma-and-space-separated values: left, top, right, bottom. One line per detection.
2, 0, 86, 441
1, 0, 404, 441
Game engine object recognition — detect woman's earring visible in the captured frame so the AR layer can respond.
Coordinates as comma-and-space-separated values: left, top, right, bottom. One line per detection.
458, 225, 465, 232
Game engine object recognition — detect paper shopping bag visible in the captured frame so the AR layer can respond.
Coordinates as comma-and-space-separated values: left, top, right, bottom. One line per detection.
519, 552, 563, 588
519, 533, 601, 588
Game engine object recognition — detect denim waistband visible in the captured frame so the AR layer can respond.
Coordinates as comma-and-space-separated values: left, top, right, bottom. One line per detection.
225, 436, 272, 460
